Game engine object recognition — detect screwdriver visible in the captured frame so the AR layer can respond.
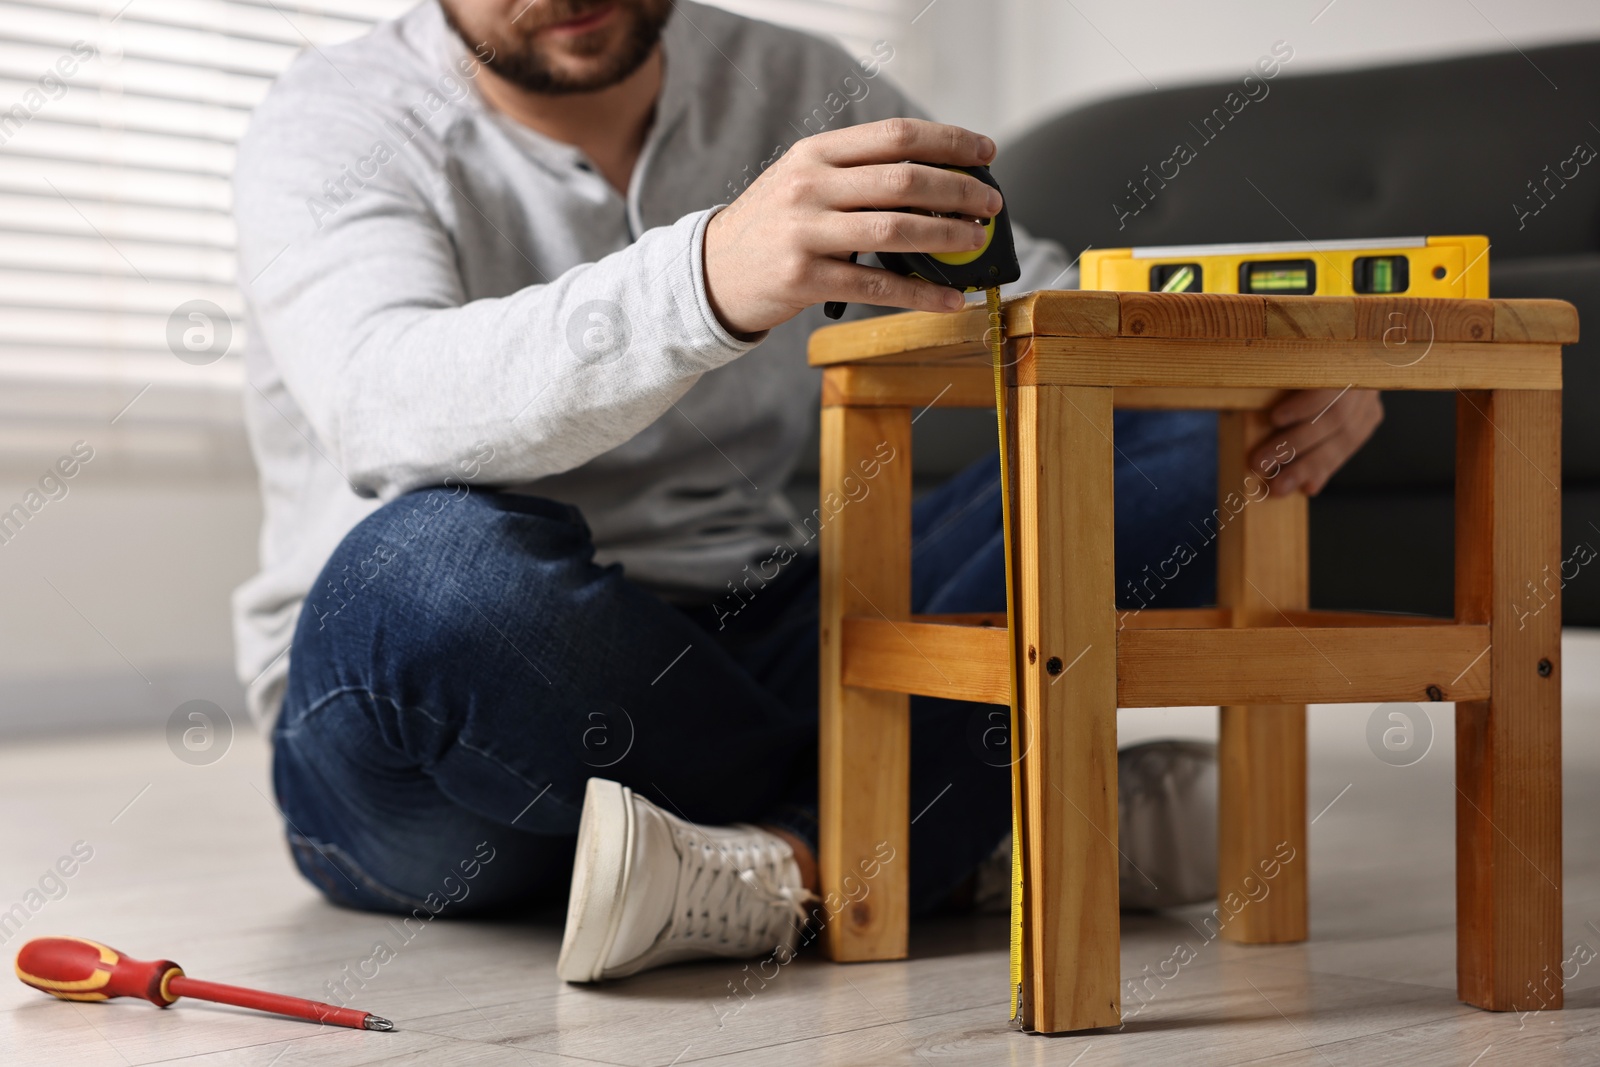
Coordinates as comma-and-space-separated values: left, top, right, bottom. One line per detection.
15, 936, 394, 1031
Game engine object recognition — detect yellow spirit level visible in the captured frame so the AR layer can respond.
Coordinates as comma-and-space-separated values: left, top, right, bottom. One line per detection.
1080, 235, 1489, 298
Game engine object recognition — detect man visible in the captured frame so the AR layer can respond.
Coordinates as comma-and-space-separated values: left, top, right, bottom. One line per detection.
233, 0, 1382, 981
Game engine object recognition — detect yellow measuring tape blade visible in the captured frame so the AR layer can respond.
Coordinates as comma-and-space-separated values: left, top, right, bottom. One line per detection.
986, 286, 1026, 1024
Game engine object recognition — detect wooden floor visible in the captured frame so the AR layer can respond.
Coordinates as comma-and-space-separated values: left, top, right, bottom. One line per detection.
3, 634, 1599, 1066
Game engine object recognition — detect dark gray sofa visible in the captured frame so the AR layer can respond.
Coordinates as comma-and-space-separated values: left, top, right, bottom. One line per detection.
988, 41, 1600, 624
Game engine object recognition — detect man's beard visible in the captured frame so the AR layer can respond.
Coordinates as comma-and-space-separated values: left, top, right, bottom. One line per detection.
442, 1, 670, 95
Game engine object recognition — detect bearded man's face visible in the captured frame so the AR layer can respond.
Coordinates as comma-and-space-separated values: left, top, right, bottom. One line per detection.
441, 0, 672, 95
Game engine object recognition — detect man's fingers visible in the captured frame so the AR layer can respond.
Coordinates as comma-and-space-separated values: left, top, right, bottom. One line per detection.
1250, 424, 1329, 493
704, 118, 1001, 334
1270, 387, 1348, 427
809, 117, 996, 169
1255, 389, 1384, 490
1271, 430, 1355, 496
814, 258, 964, 313
1251, 414, 1341, 475
1302, 392, 1384, 494
1259, 409, 1382, 494
830, 210, 987, 257
831, 163, 1002, 217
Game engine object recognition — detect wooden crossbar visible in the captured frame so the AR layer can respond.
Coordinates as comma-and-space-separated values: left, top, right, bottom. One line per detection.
1117, 623, 1490, 706
840, 616, 1010, 705
838, 614, 1487, 707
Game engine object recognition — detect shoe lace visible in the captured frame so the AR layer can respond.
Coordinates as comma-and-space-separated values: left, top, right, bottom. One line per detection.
669, 827, 813, 951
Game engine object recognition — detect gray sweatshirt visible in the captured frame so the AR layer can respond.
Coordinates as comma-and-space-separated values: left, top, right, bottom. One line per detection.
231, 0, 1072, 730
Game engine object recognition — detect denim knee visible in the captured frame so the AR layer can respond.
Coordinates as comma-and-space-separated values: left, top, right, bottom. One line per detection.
301, 489, 589, 627
283, 488, 604, 717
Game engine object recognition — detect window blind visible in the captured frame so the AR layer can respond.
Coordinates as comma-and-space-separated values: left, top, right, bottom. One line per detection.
0, 0, 409, 470
0, 0, 899, 471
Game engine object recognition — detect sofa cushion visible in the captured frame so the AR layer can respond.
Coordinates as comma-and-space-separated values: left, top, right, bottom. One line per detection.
1492, 254, 1600, 480
1310, 484, 1600, 625
999, 41, 1600, 260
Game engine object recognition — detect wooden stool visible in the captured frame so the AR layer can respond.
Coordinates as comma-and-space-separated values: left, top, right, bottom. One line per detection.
808, 290, 1575, 1034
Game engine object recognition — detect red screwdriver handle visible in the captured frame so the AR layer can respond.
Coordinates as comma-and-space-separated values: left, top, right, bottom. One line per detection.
16, 937, 182, 1006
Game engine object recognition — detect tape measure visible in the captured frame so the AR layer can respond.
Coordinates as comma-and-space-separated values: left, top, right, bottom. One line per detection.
985, 282, 1027, 1027
822, 162, 1028, 1024
823, 163, 1021, 319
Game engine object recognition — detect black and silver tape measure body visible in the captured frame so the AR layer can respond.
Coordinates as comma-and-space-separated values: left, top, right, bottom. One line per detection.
824, 163, 1021, 318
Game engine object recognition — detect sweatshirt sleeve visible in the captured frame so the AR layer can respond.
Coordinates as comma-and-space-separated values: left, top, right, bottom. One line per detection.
233, 75, 761, 501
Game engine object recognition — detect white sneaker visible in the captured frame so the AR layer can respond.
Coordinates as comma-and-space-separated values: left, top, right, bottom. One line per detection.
1117, 739, 1217, 910
557, 778, 813, 983
970, 739, 1218, 913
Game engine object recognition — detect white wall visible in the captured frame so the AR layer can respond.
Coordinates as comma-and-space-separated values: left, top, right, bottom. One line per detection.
0, 466, 260, 736
890, 0, 1600, 142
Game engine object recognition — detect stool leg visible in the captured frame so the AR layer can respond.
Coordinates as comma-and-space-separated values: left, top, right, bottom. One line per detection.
1015, 384, 1120, 1033
819, 404, 912, 962
1215, 409, 1309, 944
1455, 389, 1563, 1011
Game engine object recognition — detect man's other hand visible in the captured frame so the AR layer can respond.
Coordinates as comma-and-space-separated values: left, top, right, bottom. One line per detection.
1251, 388, 1385, 496
704, 118, 1003, 337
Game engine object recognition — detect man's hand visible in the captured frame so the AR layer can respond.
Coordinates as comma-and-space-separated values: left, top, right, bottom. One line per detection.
1250, 388, 1385, 495
704, 118, 1003, 337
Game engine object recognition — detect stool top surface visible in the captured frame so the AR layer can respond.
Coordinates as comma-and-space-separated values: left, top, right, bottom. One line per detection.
807, 289, 1579, 367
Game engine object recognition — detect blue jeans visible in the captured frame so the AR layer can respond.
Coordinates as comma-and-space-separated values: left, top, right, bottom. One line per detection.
273, 411, 1217, 919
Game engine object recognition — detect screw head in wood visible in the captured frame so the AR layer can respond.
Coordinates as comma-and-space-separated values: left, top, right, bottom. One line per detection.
1045, 656, 1063, 675
1538, 658, 1553, 677
1426, 685, 1443, 701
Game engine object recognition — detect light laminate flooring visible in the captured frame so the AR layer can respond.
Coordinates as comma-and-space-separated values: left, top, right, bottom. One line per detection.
3, 633, 1599, 1066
